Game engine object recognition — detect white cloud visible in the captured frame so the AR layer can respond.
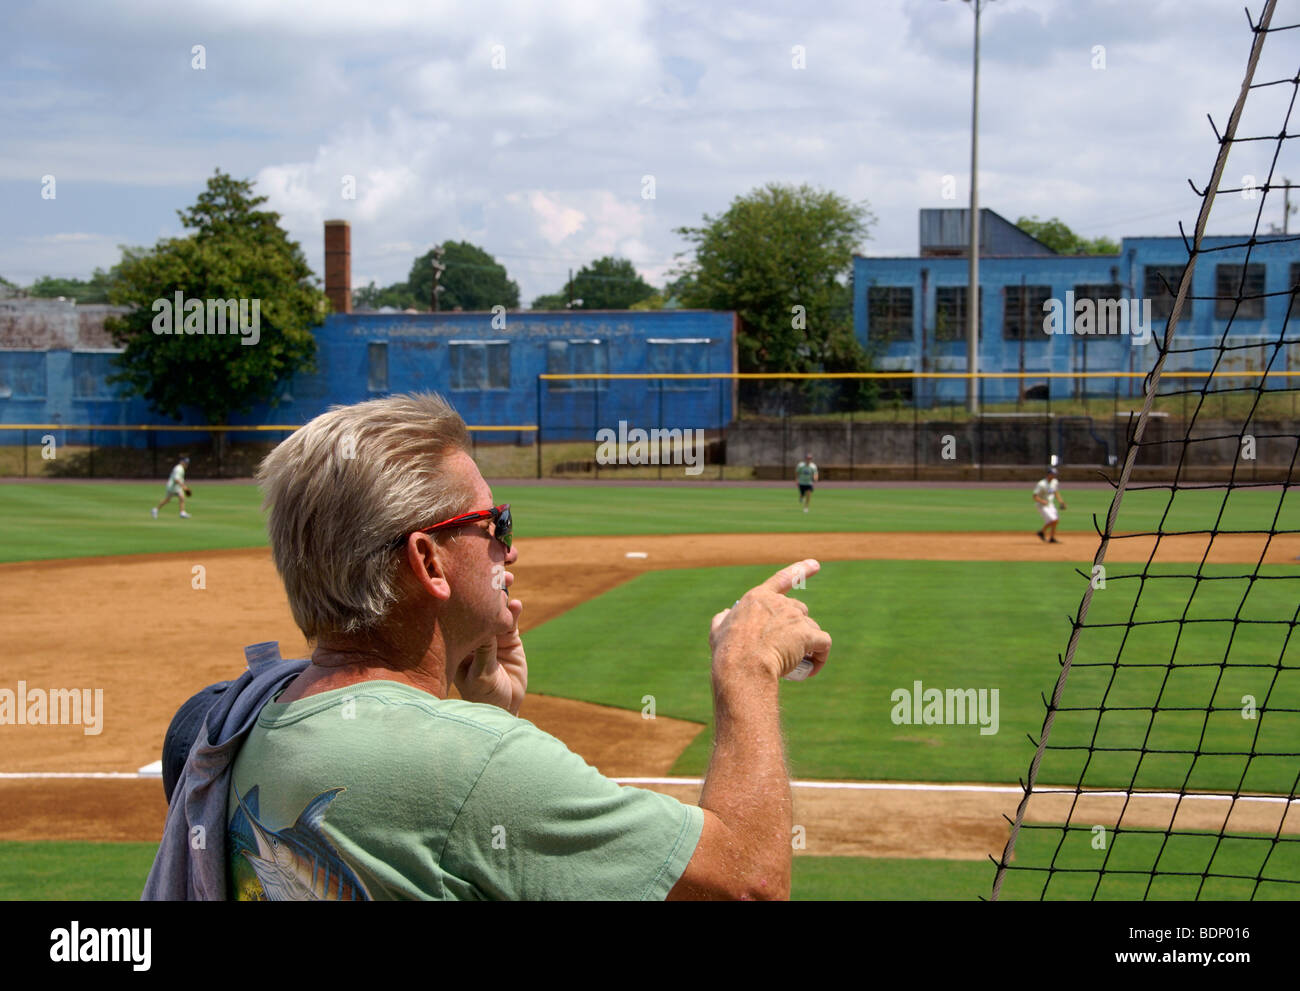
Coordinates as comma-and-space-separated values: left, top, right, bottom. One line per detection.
0, 0, 1286, 301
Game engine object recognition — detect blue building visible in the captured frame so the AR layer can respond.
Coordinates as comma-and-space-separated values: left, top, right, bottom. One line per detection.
0, 300, 736, 442
259, 308, 737, 439
0, 219, 736, 448
854, 208, 1300, 405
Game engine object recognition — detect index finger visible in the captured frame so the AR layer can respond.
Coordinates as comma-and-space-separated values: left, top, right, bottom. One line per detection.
760, 559, 820, 596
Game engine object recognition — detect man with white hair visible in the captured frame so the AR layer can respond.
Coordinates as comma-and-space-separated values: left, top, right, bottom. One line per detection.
144, 393, 830, 901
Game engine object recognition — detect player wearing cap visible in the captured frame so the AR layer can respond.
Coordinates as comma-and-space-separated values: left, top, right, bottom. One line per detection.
1033, 467, 1067, 543
152, 455, 192, 519
796, 453, 819, 513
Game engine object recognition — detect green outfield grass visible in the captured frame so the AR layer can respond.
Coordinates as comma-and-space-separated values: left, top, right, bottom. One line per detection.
0, 839, 995, 900
525, 560, 1300, 792
5, 482, 1297, 902
2, 481, 1299, 564
3, 836, 1289, 900
995, 825, 1300, 900
0, 842, 159, 900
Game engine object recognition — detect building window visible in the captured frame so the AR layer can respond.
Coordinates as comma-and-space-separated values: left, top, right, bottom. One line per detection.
868, 287, 914, 341
367, 342, 388, 392
546, 339, 609, 391
1144, 265, 1189, 325
1215, 264, 1266, 320
449, 341, 510, 390
647, 338, 711, 390
71, 352, 117, 399
934, 287, 983, 341
1073, 283, 1126, 339
1003, 285, 1053, 339
0, 351, 47, 399
1289, 263, 1300, 324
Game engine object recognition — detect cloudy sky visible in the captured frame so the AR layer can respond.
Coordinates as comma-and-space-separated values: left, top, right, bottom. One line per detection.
2, 0, 1297, 305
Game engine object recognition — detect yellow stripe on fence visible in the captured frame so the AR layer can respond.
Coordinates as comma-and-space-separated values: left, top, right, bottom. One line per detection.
537, 371, 1300, 380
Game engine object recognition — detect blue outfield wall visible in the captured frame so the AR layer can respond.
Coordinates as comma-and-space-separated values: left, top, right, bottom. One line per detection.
0, 310, 738, 446
854, 234, 1300, 406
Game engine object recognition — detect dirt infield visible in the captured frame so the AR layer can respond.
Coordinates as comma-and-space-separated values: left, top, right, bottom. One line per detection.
2, 530, 1296, 859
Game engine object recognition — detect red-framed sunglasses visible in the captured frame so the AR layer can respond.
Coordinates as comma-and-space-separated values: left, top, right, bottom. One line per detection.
398, 503, 512, 550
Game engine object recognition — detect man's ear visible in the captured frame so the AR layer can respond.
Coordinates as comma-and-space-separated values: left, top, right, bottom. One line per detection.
404, 532, 452, 603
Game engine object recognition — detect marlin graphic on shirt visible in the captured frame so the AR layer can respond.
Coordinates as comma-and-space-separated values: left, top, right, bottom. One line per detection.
232, 785, 371, 901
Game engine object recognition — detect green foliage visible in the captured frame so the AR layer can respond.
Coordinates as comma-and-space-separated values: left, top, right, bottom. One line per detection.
531, 256, 656, 310
1015, 215, 1120, 255
529, 291, 570, 311
104, 170, 325, 424
26, 265, 123, 303
353, 280, 422, 311
629, 274, 693, 311
408, 240, 520, 311
571, 256, 656, 309
675, 183, 876, 378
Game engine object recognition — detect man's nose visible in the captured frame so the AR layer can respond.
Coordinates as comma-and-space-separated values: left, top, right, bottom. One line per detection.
505, 543, 518, 565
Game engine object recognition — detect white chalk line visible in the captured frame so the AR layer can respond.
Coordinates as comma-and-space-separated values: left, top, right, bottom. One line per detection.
615, 778, 1300, 805
1, 771, 1296, 807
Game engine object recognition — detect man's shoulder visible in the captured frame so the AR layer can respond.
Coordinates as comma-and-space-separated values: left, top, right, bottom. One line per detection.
257, 681, 536, 747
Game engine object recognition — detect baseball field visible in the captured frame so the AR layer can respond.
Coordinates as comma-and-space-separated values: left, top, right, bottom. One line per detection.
2, 478, 1298, 900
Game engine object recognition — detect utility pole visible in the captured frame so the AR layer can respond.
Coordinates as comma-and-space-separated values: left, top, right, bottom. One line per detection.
430, 246, 445, 312
966, 0, 984, 415
944, 0, 991, 415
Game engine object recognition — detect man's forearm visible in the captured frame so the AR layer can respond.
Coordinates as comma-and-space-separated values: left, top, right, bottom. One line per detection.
699, 668, 792, 897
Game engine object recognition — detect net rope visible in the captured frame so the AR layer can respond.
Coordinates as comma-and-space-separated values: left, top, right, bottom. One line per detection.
992, 0, 1300, 900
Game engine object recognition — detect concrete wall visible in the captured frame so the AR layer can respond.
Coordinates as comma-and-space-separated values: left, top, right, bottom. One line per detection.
726, 416, 1299, 477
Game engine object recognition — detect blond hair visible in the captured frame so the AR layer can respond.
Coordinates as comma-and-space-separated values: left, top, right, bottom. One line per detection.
256, 393, 474, 639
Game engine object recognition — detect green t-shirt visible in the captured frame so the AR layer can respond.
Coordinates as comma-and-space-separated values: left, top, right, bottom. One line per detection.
226, 681, 703, 901
796, 461, 817, 485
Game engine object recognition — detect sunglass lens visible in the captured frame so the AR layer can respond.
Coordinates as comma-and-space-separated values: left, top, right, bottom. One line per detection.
496, 506, 512, 549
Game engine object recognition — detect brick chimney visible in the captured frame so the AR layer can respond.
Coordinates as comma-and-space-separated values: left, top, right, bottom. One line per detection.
324, 220, 352, 314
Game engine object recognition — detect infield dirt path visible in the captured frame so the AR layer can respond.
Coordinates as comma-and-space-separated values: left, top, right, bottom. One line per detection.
2, 530, 1296, 857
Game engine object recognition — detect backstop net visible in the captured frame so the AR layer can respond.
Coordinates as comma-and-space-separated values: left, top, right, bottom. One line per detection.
991, 0, 1300, 900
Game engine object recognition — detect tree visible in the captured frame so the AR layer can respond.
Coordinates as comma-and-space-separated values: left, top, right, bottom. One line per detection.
105, 169, 326, 428
27, 266, 121, 303
569, 256, 655, 309
675, 182, 875, 375
529, 257, 655, 310
408, 241, 519, 311
1015, 215, 1120, 255
354, 280, 422, 311
529, 291, 569, 311
630, 274, 695, 311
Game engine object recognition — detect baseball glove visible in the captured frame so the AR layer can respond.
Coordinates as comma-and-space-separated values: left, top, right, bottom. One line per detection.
183, 486, 192, 497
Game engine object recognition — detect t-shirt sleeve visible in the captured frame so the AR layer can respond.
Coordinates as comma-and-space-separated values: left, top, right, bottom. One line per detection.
439, 722, 703, 900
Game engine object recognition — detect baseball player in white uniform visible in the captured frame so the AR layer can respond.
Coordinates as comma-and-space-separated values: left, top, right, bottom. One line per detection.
152, 455, 192, 519
1032, 467, 1066, 543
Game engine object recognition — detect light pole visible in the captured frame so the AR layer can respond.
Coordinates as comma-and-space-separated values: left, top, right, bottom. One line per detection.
946, 0, 990, 415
